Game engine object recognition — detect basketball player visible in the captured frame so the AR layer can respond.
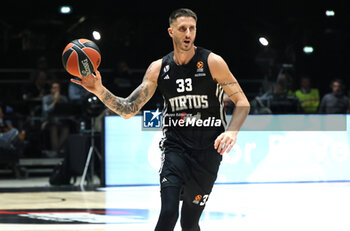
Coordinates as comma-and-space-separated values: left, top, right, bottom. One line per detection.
72, 8, 250, 231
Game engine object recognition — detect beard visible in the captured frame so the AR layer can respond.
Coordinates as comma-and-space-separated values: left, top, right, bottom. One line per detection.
173, 36, 194, 51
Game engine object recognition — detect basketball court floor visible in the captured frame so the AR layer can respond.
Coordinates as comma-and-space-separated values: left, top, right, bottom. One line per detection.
1, 181, 350, 231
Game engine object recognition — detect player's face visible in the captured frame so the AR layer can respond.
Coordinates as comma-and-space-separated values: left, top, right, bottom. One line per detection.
169, 16, 197, 51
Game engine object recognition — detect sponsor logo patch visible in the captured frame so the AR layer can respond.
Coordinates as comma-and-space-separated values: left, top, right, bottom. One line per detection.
143, 109, 162, 128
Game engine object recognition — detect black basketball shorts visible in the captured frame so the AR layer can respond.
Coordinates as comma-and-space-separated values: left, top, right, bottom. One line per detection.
159, 139, 222, 207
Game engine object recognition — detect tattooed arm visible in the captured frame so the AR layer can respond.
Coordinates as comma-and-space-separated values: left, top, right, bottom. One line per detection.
71, 60, 161, 119
208, 53, 250, 154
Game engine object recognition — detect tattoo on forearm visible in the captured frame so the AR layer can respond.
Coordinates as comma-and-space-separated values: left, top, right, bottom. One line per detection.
219, 81, 237, 87
100, 79, 150, 117
228, 91, 243, 97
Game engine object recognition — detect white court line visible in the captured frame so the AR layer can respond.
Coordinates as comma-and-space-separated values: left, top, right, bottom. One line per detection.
1, 183, 350, 231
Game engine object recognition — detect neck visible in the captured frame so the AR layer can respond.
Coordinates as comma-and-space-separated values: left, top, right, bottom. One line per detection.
173, 45, 196, 65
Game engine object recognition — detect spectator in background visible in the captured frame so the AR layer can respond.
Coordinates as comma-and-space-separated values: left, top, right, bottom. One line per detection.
268, 82, 302, 114
276, 71, 294, 95
21, 56, 51, 116
42, 82, 69, 117
250, 82, 302, 114
260, 65, 277, 95
0, 105, 25, 154
25, 70, 50, 100
319, 79, 350, 114
25, 56, 51, 100
42, 81, 70, 156
294, 76, 320, 113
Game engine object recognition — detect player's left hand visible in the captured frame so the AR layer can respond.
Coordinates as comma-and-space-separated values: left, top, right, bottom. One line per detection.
214, 131, 237, 155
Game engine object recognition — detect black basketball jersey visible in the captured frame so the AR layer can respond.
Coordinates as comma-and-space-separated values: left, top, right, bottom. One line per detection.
157, 47, 226, 150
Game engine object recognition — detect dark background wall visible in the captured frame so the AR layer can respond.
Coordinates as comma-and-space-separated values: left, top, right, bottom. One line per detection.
1, 0, 349, 95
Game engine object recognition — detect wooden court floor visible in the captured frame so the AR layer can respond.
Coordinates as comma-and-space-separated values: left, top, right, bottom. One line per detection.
1, 183, 350, 231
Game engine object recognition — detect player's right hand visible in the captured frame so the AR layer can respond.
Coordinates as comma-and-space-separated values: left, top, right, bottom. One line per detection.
70, 70, 103, 96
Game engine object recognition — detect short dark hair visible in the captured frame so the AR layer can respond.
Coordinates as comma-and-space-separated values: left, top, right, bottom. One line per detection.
169, 8, 197, 26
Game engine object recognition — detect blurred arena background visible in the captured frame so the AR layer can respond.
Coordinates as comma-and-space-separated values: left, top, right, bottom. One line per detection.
0, 0, 349, 186
1, 0, 349, 192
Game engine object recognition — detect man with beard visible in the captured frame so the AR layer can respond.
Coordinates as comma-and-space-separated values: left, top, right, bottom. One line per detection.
71, 8, 250, 231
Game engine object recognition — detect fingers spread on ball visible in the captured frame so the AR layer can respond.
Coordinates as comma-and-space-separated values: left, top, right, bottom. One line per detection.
70, 78, 81, 85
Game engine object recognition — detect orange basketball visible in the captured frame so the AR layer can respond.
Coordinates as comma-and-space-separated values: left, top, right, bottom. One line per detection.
62, 38, 101, 77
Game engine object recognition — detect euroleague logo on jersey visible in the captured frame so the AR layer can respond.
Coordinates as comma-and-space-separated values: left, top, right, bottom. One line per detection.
195, 61, 206, 77
196, 61, 204, 71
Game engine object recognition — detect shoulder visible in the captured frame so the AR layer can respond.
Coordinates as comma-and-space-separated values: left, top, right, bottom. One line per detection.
145, 59, 162, 83
208, 52, 229, 71
149, 59, 162, 70
207, 52, 230, 81
196, 47, 211, 57
208, 52, 225, 65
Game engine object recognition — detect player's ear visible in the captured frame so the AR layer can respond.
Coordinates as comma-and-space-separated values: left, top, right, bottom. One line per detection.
168, 27, 173, 38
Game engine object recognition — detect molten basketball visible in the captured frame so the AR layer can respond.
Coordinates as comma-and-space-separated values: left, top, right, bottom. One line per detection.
62, 39, 101, 77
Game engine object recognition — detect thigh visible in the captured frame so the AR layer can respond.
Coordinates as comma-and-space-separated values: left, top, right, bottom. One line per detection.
181, 147, 221, 208
159, 186, 182, 215
159, 143, 190, 190
192, 146, 222, 175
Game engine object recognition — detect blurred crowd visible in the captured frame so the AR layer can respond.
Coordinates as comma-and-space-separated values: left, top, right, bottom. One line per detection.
0, 56, 349, 163
0, 56, 142, 161
225, 66, 350, 115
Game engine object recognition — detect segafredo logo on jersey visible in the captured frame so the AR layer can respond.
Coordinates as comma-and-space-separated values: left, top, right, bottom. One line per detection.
163, 112, 222, 128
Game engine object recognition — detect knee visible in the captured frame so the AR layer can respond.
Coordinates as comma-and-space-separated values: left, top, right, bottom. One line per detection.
160, 206, 179, 222
181, 217, 200, 231
181, 225, 200, 231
